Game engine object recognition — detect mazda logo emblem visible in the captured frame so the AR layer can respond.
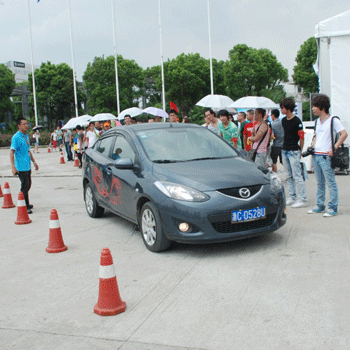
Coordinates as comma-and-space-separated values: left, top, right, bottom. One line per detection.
239, 188, 250, 198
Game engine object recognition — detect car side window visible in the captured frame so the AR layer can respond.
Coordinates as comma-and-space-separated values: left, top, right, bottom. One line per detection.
111, 136, 135, 162
93, 140, 101, 150
96, 136, 115, 157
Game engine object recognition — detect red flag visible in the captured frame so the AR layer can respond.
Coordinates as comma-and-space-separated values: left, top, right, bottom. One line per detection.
169, 101, 178, 113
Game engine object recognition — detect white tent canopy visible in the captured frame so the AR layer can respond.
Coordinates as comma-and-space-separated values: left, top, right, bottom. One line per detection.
315, 10, 350, 135
315, 10, 350, 38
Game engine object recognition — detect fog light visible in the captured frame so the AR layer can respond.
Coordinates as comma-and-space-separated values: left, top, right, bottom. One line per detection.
179, 222, 190, 233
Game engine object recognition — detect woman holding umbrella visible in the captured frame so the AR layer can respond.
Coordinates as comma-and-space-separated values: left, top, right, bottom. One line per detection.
32, 130, 40, 153
32, 125, 42, 153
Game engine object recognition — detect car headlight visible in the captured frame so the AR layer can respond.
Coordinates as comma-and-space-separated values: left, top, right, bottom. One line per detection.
270, 172, 282, 191
154, 181, 210, 202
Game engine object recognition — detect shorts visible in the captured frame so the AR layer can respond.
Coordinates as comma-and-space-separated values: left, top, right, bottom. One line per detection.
52, 140, 57, 148
271, 146, 282, 164
270, 146, 283, 164
57, 139, 63, 146
35, 142, 39, 146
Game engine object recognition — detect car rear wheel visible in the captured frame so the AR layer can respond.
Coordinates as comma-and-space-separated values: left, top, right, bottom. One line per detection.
84, 183, 104, 218
140, 202, 170, 252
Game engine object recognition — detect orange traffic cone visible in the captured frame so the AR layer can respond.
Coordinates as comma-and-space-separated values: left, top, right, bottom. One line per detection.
0, 184, 3, 198
73, 153, 79, 167
59, 152, 65, 164
15, 192, 32, 225
46, 209, 68, 253
2, 182, 15, 209
48, 146, 51, 153
94, 248, 126, 316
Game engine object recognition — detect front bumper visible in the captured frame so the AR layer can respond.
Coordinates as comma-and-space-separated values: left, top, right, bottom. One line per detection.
155, 185, 286, 244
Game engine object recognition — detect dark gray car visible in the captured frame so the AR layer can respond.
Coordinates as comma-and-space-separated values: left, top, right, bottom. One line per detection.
83, 123, 286, 252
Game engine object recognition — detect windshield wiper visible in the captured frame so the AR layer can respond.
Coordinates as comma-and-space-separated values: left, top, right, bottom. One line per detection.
189, 156, 230, 161
153, 159, 181, 163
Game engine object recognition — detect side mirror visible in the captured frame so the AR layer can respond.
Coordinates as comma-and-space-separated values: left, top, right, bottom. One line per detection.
113, 158, 134, 169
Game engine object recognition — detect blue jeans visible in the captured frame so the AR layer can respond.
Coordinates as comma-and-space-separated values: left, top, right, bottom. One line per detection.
282, 150, 307, 202
65, 142, 73, 160
312, 154, 338, 212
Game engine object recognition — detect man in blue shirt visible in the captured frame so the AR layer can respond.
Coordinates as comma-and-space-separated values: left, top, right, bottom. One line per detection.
10, 118, 39, 214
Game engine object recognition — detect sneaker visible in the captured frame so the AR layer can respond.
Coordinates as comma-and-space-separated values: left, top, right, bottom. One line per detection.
291, 200, 307, 208
323, 209, 338, 217
307, 206, 325, 214
27, 204, 34, 209
27, 209, 33, 214
286, 198, 296, 206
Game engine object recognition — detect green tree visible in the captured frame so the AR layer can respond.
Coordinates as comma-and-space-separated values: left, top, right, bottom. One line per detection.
260, 85, 286, 104
83, 55, 144, 115
27, 61, 85, 129
0, 64, 16, 123
224, 44, 288, 99
145, 56, 226, 115
293, 37, 319, 94
144, 65, 163, 107
167, 53, 227, 115
144, 55, 226, 115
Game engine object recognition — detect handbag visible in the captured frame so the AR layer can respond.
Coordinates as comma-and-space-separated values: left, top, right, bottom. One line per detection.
330, 117, 349, 169
248, 148, 257, 161
331, 146, 349, 169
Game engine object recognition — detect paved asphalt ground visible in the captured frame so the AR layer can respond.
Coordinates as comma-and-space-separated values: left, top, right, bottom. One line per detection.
1, 147, 350, 350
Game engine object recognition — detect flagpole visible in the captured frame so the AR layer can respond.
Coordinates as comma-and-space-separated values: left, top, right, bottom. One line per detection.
68, 0, 79, 118
158, 0, 166, 111
111, 0, 121, 115
26, 0, 38, 126
207, 0, 214, 95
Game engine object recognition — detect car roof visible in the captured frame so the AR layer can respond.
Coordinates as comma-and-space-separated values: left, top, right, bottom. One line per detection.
103, 123, 202, 138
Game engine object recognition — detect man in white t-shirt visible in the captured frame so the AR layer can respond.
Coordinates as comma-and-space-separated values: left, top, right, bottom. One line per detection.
308, 94, 348, 217
84, 122, 98, 148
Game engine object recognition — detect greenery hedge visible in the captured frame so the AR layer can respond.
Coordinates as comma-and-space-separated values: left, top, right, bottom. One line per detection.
0, 131, 52, 148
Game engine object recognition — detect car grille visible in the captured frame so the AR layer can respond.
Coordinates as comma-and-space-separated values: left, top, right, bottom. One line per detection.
210, 213, 277, 234
217, 185, 263, 199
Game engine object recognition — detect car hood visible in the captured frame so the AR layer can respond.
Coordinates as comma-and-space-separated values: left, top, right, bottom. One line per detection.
152, 157, 270, 191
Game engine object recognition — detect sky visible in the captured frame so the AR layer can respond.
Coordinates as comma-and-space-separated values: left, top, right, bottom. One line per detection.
1, 0, 349, 83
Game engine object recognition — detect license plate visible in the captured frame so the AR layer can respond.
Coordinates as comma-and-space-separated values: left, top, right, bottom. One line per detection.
231, 207, 266, 223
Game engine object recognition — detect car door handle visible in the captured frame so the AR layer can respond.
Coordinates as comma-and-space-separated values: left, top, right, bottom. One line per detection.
106, 166, 112, 175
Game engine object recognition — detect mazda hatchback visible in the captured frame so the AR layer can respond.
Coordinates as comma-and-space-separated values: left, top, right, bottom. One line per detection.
83, 123, 286, 252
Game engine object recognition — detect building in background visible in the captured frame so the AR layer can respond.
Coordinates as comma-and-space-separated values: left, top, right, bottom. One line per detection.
4, 61, 39, 83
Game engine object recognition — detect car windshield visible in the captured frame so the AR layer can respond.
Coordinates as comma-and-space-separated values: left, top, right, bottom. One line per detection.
136, 127, 238, 162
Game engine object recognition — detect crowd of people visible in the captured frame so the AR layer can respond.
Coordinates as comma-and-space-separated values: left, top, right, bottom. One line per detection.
9, 94, 348, 218
201, 95, 348, 216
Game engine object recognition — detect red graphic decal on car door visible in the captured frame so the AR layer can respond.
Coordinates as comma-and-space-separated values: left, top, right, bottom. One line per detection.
109, 178, 122, 206
91, 166, 109, 198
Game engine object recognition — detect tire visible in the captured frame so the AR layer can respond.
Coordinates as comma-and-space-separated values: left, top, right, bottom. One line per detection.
84, 183, 105, 218
140, 202, 170, 252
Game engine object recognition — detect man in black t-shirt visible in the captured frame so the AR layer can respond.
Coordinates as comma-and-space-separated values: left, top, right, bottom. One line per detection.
280, 98, 307, 208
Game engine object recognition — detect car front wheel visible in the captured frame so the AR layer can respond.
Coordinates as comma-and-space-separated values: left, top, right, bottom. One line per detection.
84, 183, 105, 218
140, 202, 170, 252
